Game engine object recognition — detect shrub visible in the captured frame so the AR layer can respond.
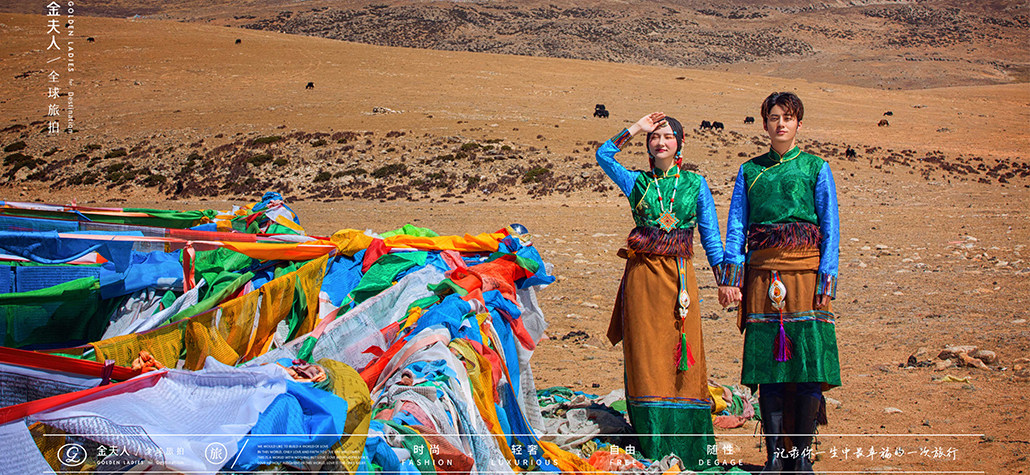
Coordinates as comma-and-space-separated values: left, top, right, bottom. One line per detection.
313, 171, 332, 182
4, 141, 27, 153
105, 162, 131, 173
246, 153, 273, 166
371, 163, 406, 178
142, 174, 167, 187
311, 139, 327, 147
4, 152, 31, 166
104, 148, 127, 159
252, 135, 282, 145
522, 166, 551, 183
338, 168, 368, 176
3, 153, 39, 174
273, 158, 288, 167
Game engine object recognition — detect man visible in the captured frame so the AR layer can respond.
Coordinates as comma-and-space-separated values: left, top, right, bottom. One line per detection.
718, 92, 841, 474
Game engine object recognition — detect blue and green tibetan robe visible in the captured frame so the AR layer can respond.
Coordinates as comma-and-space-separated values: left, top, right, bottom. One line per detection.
596, 129, 730, 469
723, 146, 841, 391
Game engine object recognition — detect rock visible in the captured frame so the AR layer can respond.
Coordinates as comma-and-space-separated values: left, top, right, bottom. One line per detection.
971, 349, 998, 364
825, 397, 841, 407
934, 359, 954, 371
938, 345, 977, 359
580, 301, 599, 309
884, 407, 903, 414
958, 352, 990, 370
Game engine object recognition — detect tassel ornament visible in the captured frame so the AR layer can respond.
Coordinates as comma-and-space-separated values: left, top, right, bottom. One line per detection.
769, 271, 793, 362
674, 256, 694, 371
677, 333, 696, 371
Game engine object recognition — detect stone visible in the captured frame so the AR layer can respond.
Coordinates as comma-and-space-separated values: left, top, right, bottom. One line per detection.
938, 345, 977, 359
884, 407, 904, 414
971, 349, 998, 364
958, 352, 990, 370
934, 359, 954, 371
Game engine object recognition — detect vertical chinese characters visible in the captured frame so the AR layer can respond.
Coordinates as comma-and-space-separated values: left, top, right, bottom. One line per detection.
44, 1, 74, 134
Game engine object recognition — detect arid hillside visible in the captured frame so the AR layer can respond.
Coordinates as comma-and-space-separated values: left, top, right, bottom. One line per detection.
2, 0, 1027, 90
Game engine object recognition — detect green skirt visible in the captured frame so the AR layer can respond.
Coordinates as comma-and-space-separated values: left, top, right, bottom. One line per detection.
739, 248, 841, 390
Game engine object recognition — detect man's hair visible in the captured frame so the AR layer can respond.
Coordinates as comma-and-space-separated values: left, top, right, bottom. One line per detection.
761, 92, 804, 122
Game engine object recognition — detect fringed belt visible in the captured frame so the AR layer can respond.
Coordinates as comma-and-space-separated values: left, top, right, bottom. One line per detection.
747, 222, 821, 251
626, 226, 693, 258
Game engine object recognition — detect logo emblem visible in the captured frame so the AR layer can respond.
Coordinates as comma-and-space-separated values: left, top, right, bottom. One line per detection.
204, 442, 229, 466
58, 443, 87, 467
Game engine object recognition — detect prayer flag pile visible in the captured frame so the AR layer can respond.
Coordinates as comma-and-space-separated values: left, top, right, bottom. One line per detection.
0, 192, 605, 473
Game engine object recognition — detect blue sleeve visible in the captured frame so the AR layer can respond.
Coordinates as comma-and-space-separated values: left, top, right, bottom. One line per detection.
694, 176, 725, 272
595, 131, 640, 197
719, 166, 749, 286
814, 162, 840, 298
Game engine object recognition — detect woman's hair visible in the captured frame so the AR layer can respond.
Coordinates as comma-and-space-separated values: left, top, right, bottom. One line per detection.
761, 92, 804, 122
647, 116, 685, 169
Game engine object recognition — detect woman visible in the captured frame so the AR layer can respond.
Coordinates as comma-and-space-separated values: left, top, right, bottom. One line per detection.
597, 112, 730, 468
